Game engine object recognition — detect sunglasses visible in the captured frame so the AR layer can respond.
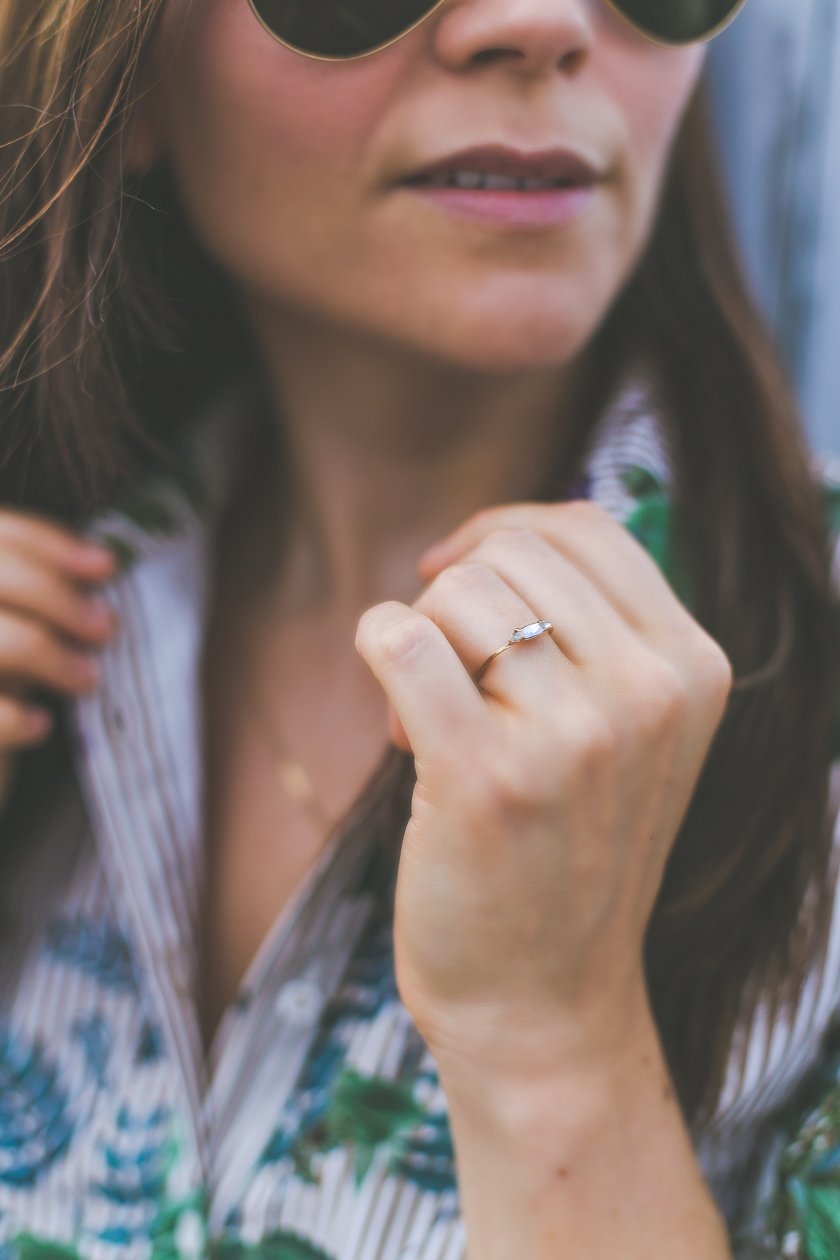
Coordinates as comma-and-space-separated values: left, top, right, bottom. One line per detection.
248, 0, 749, 61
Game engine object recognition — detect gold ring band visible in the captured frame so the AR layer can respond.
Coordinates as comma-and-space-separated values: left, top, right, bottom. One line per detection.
474, 620, 554, 684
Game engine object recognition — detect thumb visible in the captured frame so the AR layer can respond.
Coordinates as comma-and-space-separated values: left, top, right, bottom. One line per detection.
387, 704, 413, 754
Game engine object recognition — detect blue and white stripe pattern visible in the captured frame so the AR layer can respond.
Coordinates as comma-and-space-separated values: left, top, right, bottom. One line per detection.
0, 358, 838, 1260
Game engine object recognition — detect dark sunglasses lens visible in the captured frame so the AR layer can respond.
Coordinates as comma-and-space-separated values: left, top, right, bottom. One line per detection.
612, 0, 744, 43
250, 0, 439, 57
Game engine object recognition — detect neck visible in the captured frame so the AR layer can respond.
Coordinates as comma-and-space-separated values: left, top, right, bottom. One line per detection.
229, 299, 594, 630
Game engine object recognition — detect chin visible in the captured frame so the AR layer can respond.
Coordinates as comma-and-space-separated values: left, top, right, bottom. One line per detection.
406, 279, 603, 372
407, 317, 593, 376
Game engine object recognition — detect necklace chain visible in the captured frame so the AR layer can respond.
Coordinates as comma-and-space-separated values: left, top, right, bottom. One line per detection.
243, 658, 338, 834
238, 609, 393, 839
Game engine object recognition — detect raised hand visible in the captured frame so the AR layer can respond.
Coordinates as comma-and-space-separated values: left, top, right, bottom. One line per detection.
355, 499, 733, 1078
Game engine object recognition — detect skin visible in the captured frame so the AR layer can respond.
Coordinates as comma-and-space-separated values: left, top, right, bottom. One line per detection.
0, 515, 117, 817
357, 499, 734, 1258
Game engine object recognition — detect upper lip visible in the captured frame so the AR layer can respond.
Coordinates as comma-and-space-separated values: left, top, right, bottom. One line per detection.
399, 143, 606, 185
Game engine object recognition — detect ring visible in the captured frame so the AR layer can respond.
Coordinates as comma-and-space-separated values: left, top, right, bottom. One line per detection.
474, 619, 554, 684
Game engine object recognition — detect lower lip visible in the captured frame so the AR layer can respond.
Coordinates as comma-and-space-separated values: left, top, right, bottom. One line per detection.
399, 181, 598, 228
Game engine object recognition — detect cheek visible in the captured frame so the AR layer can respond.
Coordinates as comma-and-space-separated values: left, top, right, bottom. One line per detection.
607, 46, 705, 245
157, 0, 391, 273
620, 48, 705, 180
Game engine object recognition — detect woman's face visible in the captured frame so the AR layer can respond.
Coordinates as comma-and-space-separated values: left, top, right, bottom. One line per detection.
132, 0, 706, 372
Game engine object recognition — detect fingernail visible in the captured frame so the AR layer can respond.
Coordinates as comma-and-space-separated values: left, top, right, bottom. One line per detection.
72, 651, 102, 683
78, 540, 115, 563
85, 595, 116, 624
26, 706, 53, 737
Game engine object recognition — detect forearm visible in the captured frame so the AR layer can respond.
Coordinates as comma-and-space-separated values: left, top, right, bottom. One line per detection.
434, 1007, 733, 1260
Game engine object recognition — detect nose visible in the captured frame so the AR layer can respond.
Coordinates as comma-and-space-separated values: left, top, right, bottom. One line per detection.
429, 0, 595, 77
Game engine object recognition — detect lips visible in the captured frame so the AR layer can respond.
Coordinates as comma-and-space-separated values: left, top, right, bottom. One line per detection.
399, 143, 605, 187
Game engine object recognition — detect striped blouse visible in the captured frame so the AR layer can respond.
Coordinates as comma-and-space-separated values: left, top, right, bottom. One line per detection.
0, 359, 838, 1260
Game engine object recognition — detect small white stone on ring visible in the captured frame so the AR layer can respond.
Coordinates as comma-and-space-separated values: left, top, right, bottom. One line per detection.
510, 620, 552, 642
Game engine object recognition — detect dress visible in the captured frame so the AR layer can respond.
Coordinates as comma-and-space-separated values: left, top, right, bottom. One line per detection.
0, 359, 838, 1260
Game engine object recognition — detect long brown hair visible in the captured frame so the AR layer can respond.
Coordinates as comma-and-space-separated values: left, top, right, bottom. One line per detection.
1, 0, 839, 1127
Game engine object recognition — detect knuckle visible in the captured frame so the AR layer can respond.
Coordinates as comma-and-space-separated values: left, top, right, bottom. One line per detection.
695, 645, 734, 726
673, 626, 733, 702
456, 751, 544, 826
468, 505, 502, 530
486, 746, 559, 816
481, 525, 540, 551
622, 657, 687, 741
430, 559, 491, 596
565, 707, 620, 768
698, 636, 734, 696
645, 658, 689, 719
374, 616, 432, 667
564, 498, 611, 527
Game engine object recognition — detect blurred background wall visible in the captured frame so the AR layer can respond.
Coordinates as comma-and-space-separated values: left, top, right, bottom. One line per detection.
705, 0, 839, 455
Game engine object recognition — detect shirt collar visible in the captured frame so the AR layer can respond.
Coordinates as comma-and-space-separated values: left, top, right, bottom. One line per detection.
75, 352, 676, 575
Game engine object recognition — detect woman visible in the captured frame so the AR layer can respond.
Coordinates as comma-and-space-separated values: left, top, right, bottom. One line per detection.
0, 0, 839, 1255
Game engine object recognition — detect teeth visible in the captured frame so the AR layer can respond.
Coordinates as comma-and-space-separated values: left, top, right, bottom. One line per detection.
423, 170, 574, 191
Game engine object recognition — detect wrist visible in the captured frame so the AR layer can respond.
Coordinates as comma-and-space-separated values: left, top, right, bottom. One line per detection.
429, 975, 656, 1094
432, 991, 668, 1144
432, 1003, 729, 1260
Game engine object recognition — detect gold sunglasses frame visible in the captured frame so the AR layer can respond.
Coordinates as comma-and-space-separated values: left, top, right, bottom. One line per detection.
247, 0, 749, 61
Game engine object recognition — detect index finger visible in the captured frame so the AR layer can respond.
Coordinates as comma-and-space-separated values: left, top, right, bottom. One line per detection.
418, 500, 695, 637
355, 600, 486, 769
0, 508, 117, 579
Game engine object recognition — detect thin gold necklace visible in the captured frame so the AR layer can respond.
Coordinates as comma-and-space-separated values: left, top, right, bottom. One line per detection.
246, 669, 339, 834
242, 652, 403, 845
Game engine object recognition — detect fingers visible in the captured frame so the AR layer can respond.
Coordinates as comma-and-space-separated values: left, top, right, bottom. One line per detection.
0, 607, 104, 696
412, 556, 575, 715
0, 694, 55, 747
356, 545, 595, 764
359, 517, 646, 754
0, 508, 117, 582
355, 600, 486, 767
0, 513, 119, 767
418, 504, 731, 732
416, 499, 731, 714
0, 547, 119, 647
419, 500, 698, 640
461, 526, 643, 672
